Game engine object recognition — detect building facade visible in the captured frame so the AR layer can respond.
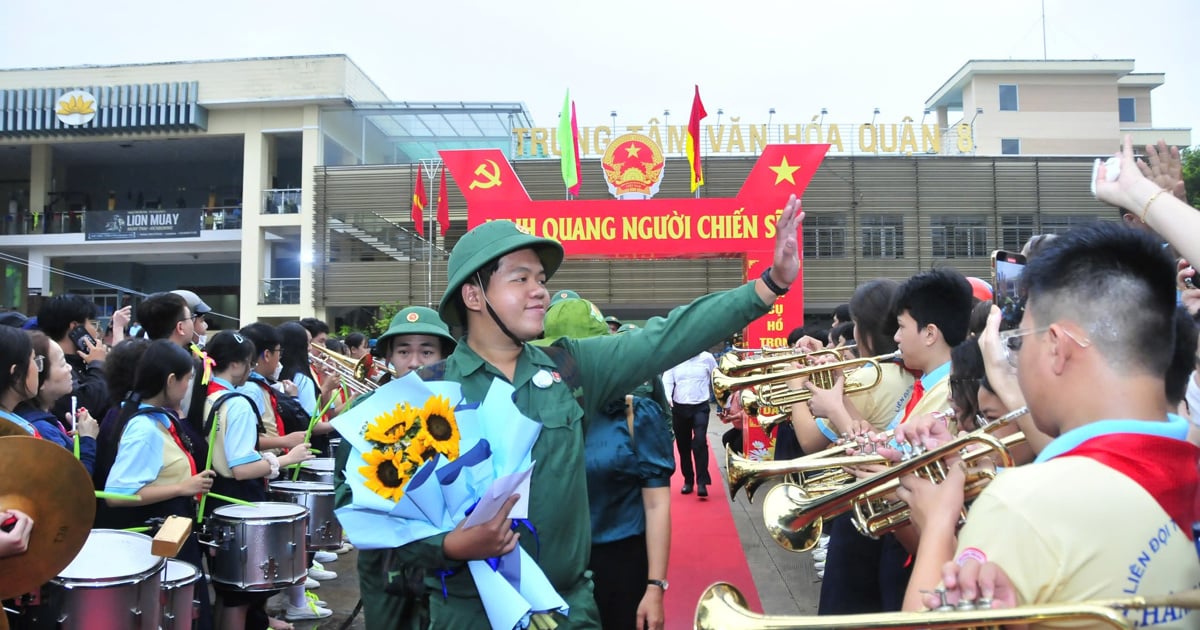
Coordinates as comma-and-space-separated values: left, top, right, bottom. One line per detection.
0, 56, 1189, 330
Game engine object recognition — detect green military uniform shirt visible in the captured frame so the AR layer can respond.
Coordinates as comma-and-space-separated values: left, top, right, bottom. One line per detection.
392, 280, 771, 629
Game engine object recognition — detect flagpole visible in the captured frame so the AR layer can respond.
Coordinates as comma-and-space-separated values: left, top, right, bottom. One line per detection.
419, 158, 442, 308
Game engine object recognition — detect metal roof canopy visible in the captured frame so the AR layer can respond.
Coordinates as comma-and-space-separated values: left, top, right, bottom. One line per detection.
330, 101, 534, 163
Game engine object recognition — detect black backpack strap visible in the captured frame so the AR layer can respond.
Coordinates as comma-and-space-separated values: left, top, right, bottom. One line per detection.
541, 344, 584, 410
202, 391, 263, 437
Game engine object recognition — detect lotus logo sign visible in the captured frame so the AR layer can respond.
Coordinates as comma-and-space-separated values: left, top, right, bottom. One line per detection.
55, 90, 96, 126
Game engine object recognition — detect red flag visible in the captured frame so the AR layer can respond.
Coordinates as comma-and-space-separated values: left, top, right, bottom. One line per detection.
569, 101, 582, 196
687, 85, 707, 193
412, 165, 427, 237
437, 167, 450, 235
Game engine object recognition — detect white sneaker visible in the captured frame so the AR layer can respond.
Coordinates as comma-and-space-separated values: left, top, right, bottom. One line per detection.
313, 550, 338, 564
814, 560, 826, 571
303, 577, 321, 590
284, 604, 333, 620
818, 535, 831, 548
816, 568, 825, 580
308, 564, 338, 581
811, 549, 828, 562
336, 540, 355, 554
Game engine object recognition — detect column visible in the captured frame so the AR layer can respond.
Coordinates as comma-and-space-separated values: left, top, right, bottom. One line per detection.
239, 130, 269, 324
299, 105, 323, 321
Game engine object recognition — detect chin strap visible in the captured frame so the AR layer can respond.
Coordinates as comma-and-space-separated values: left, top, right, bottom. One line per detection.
476, 272, 527, 348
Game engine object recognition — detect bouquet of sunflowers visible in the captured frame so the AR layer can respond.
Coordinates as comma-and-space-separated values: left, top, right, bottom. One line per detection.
332, 373, 566, 630
359, 395, 461, 502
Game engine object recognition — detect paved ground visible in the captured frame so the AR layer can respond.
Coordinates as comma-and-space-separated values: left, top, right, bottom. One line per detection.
280, 412, 820, 629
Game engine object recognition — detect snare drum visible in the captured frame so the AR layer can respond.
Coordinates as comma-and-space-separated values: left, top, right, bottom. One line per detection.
206, 502, 308, 591
269, 480, 342, 550
160, 559, 201, 630
25, 529, 164, 630
298, 457, 335, 484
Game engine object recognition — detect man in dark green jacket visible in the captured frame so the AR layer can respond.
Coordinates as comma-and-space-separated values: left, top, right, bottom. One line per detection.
392, 195, 805, 629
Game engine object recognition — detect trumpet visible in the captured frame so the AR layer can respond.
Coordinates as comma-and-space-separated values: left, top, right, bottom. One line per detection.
726, 408, 957, 503
713, 351, 899, 409
309, 344, 398, 398
718, 344, 857, 376
761, 410, 1027, 552
695, 582, 1200, 630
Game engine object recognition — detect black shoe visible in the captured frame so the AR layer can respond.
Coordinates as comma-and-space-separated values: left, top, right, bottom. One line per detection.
697, 484, 708, 498
681, 483, 694, 495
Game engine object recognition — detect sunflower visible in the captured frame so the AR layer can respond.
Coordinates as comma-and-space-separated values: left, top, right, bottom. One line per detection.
363, 403, 418, 446
359, 449, 416, 502
418, 395, 461, 460
404, 432, 439, 466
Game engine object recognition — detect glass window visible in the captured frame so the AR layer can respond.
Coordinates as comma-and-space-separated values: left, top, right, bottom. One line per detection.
802, 215, 846, 258
999, 85, 1019, 112
1000, 215, 1036, 252
861, 215, 905, 258
1040, 215, 1100, 236
1118, 97, 1136, 123
1001, 139, 1020, 155
931, 216, 988, 258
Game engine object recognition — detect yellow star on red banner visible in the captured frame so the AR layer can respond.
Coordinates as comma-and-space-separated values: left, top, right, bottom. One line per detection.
769, 156, 801, 185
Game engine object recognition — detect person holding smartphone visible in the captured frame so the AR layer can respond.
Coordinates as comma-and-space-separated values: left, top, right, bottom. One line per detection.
36, 294, 111, 422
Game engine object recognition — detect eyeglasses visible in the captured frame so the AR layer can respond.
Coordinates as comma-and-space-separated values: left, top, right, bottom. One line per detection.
999, 325, 1091, 367
33, 355, 45, 373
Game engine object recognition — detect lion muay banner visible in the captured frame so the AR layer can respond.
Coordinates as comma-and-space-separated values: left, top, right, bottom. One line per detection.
440, 137, 829, 460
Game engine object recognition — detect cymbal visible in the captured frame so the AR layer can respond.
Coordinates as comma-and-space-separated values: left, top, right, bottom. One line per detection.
0, 416, 32, 438
0, 435, 96, 599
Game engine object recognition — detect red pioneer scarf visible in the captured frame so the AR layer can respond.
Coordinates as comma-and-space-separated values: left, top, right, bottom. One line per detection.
1058, 433, 1200, 540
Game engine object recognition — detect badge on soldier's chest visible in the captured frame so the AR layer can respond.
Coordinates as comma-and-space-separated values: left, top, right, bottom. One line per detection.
532, 369, 554, 389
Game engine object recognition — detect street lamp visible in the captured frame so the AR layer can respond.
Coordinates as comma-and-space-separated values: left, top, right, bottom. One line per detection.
717, 108, 724, 125
610, 110, 617, 130
663, 109, 670, 127
819, 107, 828, 127
872, 107, 880, 125
768, 107, 776, 142
970, 107, 984, 154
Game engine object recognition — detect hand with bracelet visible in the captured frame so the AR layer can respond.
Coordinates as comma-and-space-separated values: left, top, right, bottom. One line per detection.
754, 194, 804, 305
1094, 135, 1200, 267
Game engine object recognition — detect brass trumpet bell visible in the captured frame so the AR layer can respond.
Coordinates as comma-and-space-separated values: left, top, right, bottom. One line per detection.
712, 351, 899, 409
695, 582, 1200, 630
726, 449, 886, 504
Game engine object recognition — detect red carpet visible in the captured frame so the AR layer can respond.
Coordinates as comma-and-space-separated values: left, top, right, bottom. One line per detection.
665, 444, 761, 630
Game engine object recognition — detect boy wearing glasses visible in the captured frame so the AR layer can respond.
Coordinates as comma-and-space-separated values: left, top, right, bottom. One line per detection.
908, 223, 1199, 626
171, 289, 212, 347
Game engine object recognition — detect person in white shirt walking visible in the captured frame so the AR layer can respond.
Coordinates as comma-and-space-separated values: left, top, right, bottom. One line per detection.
663, 350, 718, 497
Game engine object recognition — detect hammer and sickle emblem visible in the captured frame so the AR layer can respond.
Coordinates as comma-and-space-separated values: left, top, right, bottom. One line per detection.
468, 160, 503, 190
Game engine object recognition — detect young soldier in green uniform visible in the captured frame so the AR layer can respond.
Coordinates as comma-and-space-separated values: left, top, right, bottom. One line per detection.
391, 194, 805, 629
333, 306, 457, 630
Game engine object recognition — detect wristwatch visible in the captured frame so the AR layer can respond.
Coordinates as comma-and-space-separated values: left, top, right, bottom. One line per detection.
647, 579, 669, 591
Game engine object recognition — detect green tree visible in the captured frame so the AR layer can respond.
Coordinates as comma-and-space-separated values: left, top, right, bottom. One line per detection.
1183, 146, 1200, 208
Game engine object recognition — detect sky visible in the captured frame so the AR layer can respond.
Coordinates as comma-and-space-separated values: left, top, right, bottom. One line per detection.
0, 0, 1196, 141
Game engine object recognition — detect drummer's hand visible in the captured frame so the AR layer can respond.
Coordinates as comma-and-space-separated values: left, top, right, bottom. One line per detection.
281, 431, 307, 449
0, 509, 34, 557
180, 470, 216, 497
72, 408, 99, 439
443, 494, 521, 561
280, 443, 314, 466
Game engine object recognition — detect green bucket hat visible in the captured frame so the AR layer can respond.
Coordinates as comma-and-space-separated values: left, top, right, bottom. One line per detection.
551, 289, 581, 306
439, 220, 565, 328
616, 322, 640, 334
377, 306, 456, 352
604, 315, 622, 326
530, 298, 609, 346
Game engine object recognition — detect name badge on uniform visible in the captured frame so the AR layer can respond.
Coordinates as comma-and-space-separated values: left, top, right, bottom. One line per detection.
532, 369, 554, 389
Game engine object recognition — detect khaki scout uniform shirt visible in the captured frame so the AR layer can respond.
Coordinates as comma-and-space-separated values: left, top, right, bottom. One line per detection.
394, 281, 772, 629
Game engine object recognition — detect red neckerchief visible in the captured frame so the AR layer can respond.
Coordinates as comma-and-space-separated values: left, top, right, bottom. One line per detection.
256, 381, 288, 441
901, 366, 924, 422
164, 414, 198, 477
1059, 433, 1200, 540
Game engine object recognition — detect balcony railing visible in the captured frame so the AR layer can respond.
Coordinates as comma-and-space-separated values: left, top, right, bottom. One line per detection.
262, 278, 300, 305
264, 189, 302, 214
0, 206, 241, 236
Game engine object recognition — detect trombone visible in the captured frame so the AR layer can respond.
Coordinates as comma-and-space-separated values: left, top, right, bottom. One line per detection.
309, 344, 398, 398
726, 408, 957, 503
761, 408, 1028, 552
712, 351, 900, 409
695, 582, 1200, 630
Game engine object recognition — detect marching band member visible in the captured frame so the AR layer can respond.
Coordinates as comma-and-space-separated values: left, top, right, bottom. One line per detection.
202, 331, 316, 629
389, 195, 801, 629
915, 224, 1200, 627
92, 339, 216, 630
818, 268, 973, 614
792, 278, 913, 453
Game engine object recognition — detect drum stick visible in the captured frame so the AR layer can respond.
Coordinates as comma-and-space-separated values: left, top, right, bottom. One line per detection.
197, 405, 222, 523
70, 396, 76, 432
123, 526, 152, 533
95, 490, 142, 501
294, 397, 336, 481
205, 492, 256, 507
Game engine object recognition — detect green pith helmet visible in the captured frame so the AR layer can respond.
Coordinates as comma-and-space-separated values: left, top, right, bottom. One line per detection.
530, 298, 608, 346
377, 306, 457, 352
617, 322, 639, 334
550, 289, 581, 305
438, 220, 564, 327
604, 315, 622, 326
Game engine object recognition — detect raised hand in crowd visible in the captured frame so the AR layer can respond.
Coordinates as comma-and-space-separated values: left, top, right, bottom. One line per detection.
1095, 135, 1200, 266
109, 305, 132, 345
77, 334, 108, 364
1177, 260, 1200, 317
1136, 139, 1187, 203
